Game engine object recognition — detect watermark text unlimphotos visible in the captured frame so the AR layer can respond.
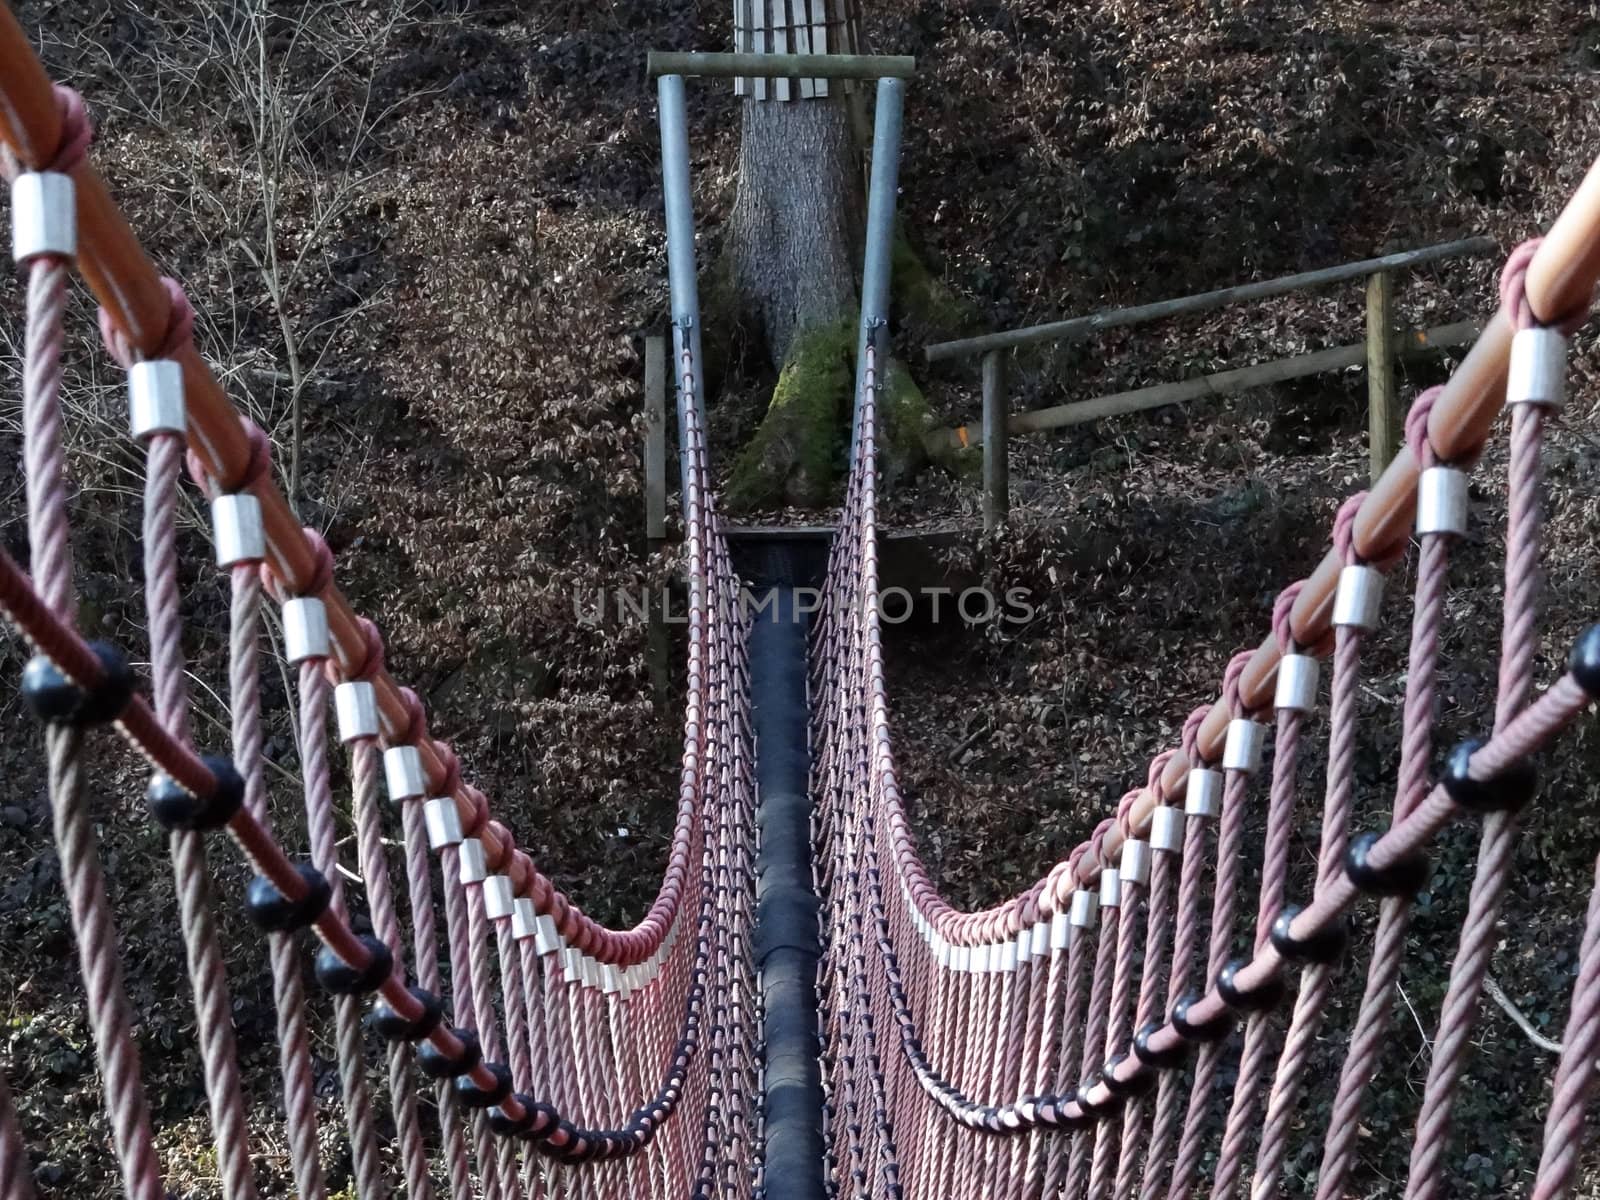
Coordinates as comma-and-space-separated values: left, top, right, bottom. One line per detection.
574, 586, 1035, 627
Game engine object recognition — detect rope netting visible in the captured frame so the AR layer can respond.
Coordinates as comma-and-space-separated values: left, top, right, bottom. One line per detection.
810, 198, 1600, 1198
10, 15, 1600, 1200
0, 63, 758, 1200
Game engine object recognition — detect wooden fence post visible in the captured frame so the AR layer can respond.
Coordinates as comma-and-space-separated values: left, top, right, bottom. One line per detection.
643, 335, 669, 707
981, 350, 1009, 532
644, 335, 667, 544
1366, 271, 1397, 482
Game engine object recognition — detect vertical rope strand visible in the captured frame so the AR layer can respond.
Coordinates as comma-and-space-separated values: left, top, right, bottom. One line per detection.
143, 429, 259, 1200
25, 248, 165, 1200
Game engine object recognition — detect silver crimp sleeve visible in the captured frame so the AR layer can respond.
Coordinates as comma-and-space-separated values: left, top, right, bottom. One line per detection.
1223, 719, 1267, 774
1507, 326, 1566, 409
334, 681, 379, 743
1099, 868, 1122, 909
282, 597, 330, 664
1416, 466, 1468, 537
1185, 767, 1222, 818
211, 494, 265, 568
128, 361, 186, 441
10, 172, 75, 263
457, 838, 488, 883
384, 746, 426, 803
423, 797, 463, 848
1333, 564, 1383, 632
1150, 805, 1184, 853
1274, 653, 1319, 714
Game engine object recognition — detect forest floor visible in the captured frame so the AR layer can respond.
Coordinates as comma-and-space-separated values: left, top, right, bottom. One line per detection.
2, 0, 1600, 1196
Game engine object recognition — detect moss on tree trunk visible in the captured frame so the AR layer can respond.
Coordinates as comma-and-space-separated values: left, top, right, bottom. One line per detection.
719, 94, 977, 512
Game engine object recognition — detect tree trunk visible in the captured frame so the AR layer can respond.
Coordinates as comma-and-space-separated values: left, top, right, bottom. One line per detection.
727, 97, 862, 370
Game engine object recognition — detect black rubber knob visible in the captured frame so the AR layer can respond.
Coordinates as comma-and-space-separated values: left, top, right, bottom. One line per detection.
1570, 624, 1600, 696
418, 1027, 481, 1079
1102, 1052, 1154, 1098
314, 934, 393, 995
1269, 903, 1349, 965
1217, 958, 1285, 1013
488, 1092, 540, 1136
244, 862, 331, 931
368, 985, 442, 1041
1076, 1079, 1124, 1117
1133, 1020, 1189, 1070
1171, 990, 1232, 1043
1344, 830, 1430, 898
455, 1061, 513, 1109
1441, 738, 1537, 813
22, 642, 134, 725
146, 757, 245, 832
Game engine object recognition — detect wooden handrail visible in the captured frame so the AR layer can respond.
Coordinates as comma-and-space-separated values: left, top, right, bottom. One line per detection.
923, 237, 1497, 364
940, 321, 1479, 448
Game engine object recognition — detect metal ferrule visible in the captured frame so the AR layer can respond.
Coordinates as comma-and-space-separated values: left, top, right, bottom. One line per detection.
512, 898, 538, 940
998, 941, 1018, 972
423, 797, 462, 849
581, 956, 601, 989
1333, 565, 1384, 632
128, 361, 186, 441
1017, 929, 1033, 963
602, 965, 622, 995
334, 681, 379, 743
1099, 868, 1122, 909
1416, 466, 1469, 537
562, 947, 582, 984
1069, 890, 1098, 929
11, 172, 76, 263
1031, 920, 1050, 959
1050, 911, 1072, 948
1120, 840, 1151, 888
1150, 806, 1185, 853
1274, 654, 1319, 714
954, 946, 972, 973
458, 838, 488, 883
972, 944, 991, 973
1186, 768, 1223, 818
535, 914, 562, 956
211, 494, 265, 567
483, 875, 515, 920
282, 597, 330, 664
1223, 719, 1267, 774
937, 940, 954, 969
1507, 326, 1567, 408
383, 746, 426, 802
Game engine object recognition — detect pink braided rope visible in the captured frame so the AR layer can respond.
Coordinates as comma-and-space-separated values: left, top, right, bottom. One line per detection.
0, 1069, 35, 1200
1253, 606, 1363, 1196
22, 247, 165, 1200
293, 660, 387, 1200
349, 741, 434, 1200
143, 427, 258, 1200
1405, 261, 1554, 1199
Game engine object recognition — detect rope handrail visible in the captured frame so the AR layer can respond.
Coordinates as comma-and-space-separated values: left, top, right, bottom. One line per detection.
0, 6, 677, 968
0, 25, 760, 1194
814, 134, 1600, 1200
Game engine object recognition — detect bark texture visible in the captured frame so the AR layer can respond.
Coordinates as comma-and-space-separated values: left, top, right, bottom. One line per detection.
727, 96, 862, 369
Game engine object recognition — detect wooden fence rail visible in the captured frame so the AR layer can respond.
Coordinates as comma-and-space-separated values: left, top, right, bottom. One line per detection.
925, 238, 1497, 531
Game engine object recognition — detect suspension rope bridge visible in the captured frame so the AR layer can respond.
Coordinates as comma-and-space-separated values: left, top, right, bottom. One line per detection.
4, 13, 1600, 1200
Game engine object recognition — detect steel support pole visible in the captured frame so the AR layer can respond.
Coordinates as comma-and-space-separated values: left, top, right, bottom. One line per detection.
657, 73, 707, 486
852, 77, 905, 456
